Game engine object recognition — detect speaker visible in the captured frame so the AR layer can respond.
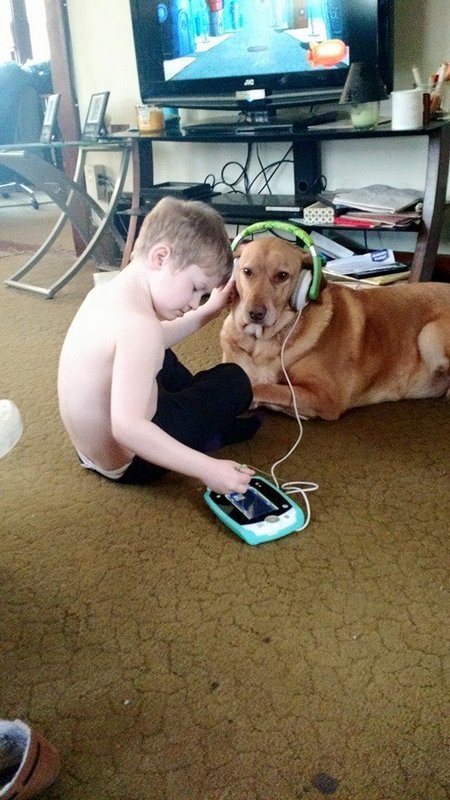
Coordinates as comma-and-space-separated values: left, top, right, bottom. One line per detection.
231, 220, 322, 311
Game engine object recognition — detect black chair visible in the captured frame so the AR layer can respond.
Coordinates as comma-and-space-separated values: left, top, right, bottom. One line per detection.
0, 61, 43, 209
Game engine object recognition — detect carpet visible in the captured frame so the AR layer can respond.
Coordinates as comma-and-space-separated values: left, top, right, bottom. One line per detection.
0, 248, 26, 258
1, 214, 449, 800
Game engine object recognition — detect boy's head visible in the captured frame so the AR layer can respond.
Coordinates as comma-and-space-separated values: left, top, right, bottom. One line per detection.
132, 196, 233, 283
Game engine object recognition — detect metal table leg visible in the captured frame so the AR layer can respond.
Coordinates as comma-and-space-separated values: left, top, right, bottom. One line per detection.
1, 142, 131, 297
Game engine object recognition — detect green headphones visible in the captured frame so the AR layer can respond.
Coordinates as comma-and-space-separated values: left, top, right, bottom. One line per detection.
231, 220, 322, 310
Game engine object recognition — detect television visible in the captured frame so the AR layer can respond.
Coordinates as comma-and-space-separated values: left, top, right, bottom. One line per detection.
129, 0, 394, 124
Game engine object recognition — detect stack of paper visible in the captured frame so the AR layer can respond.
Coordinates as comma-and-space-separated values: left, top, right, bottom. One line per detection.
325, 249, 396, 273
324, 248, 410, 280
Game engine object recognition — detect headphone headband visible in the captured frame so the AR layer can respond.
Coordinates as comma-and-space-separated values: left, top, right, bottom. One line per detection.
231, 220, 322, 301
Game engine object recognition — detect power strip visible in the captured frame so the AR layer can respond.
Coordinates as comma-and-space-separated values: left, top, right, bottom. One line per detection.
84, 164, 108, 202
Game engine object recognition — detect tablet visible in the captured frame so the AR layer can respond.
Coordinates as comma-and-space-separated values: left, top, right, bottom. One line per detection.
204, 475, 305, 546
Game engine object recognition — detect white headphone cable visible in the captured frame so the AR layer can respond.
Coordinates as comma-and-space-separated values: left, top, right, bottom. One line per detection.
267, 304, 319, 530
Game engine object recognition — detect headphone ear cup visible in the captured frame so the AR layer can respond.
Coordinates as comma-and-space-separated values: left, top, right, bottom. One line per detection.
291, 270, 312, 312
232, 258, 239, 281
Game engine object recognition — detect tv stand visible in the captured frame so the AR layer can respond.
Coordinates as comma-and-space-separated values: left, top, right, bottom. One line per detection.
121, 120, 450, 282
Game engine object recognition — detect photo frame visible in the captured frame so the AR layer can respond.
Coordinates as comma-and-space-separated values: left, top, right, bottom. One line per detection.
81, 91, 110, 141
39, 93, 61, 144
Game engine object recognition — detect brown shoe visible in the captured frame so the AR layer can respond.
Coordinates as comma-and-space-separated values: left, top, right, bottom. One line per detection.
0, 720, 60, 800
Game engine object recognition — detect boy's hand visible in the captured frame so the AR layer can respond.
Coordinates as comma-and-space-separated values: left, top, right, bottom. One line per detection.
200, 277, 235, 320
203, 460, 255, 495
161, 277, 236, 345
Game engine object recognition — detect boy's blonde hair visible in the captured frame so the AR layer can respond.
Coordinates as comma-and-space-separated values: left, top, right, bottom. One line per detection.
132, 196, 232, 282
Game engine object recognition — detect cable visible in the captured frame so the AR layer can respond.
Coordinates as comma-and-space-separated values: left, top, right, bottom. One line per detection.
247, 304, 319, 531
204, 145, 294, 196
215, 144, 253, 193
249, 144, 293, 194
273, 306, 319, 529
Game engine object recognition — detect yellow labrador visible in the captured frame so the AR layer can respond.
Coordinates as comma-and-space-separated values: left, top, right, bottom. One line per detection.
220, 236, 450, 419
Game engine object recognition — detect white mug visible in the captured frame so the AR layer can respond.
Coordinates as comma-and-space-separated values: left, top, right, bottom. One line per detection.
391, 89, 424, 130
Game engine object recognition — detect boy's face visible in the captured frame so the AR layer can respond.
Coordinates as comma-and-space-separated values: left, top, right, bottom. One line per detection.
152, 259, 219, 319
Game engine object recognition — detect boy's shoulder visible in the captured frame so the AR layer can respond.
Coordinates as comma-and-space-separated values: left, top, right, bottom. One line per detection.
79, 276, 159, 333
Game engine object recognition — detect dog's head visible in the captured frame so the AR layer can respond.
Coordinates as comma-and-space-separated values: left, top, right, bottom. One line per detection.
231, 236, 315, 334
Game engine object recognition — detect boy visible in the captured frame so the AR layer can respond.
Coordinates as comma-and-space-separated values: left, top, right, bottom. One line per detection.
58, 197, 259, 495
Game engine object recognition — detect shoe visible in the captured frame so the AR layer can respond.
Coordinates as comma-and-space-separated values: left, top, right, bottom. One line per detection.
0, 400, 23, 459
0, 720, 60, 800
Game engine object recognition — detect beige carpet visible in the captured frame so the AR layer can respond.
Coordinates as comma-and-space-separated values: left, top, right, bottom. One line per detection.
1, 206, 449, 800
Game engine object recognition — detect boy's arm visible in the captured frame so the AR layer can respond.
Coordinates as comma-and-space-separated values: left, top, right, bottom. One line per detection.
110, 313, 253, 495
161, 279, 234, 348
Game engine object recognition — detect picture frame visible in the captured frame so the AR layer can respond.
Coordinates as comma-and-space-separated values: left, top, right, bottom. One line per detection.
39, 93, 61, 144
81, 91, 110, 141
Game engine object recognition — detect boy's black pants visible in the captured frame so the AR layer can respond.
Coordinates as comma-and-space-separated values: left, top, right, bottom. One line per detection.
120, 349, 259, 484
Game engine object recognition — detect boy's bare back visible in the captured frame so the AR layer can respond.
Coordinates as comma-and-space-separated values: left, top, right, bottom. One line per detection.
58, 264, 163, 471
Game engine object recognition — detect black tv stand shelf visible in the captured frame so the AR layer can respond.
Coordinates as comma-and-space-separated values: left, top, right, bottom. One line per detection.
120, 120, 450, 282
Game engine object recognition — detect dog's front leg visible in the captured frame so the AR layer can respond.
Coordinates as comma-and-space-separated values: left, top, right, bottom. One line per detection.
251, 383, 308, 417
252, 381, 342, 420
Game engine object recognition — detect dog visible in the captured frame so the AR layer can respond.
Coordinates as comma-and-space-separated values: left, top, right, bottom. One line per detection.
220, 236, 450, 420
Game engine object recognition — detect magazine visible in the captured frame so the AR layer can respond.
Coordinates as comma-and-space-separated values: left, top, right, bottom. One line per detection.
324, 248, 397, 275
330, 185, 423, 214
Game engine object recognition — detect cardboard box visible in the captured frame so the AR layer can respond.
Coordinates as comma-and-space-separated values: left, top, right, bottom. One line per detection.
303, 201, 335, 225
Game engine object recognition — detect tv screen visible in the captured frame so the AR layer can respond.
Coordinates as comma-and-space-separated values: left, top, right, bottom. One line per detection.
129, 0, 393, 110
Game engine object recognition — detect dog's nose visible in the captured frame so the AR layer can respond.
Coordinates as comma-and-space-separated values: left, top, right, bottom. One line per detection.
249, 306, 267, 323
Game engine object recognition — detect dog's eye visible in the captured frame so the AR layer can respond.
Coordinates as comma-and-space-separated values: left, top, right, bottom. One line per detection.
243, 268, 253, 277
274, 271, 290, 283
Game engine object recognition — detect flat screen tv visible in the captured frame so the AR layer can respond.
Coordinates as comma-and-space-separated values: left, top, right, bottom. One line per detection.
129, 0, 394, 119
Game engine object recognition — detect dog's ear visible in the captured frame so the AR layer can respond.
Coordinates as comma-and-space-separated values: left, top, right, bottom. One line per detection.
298, 248, 313, 268
227, 282, 240, 307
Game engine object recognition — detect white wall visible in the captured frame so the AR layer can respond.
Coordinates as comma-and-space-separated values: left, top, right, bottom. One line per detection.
66, 0, 450, 253
394, 0, 450, 91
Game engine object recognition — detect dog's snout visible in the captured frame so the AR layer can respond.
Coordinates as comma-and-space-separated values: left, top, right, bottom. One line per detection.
249, 305, 267, 323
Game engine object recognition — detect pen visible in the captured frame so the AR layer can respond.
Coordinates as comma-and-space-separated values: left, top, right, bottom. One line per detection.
430, 63, 447, 115
412, 65, 423, 88
434, 62, 447, 94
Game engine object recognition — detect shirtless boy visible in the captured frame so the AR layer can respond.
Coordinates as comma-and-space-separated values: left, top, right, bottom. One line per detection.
58, 197, 259, 494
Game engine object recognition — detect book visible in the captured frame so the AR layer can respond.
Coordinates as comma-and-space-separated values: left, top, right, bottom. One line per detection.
346, 263, 410, 279
333, 216, 378, 229
323, 266, 410, 285
361, 269, 410, 285
309, 230, 354, 259
334, 211, 421, 228
330, 184, 423, 214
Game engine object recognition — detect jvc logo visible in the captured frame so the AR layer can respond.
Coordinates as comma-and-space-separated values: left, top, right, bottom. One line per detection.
243, 78, 255, 86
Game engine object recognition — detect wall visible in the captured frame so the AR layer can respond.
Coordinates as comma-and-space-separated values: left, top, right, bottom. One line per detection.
66, 0, 450, 253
